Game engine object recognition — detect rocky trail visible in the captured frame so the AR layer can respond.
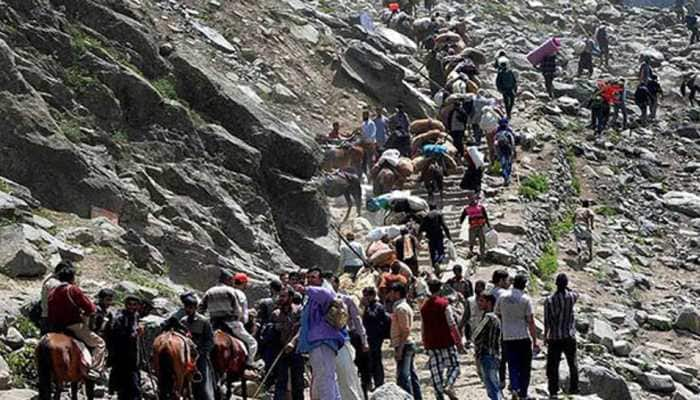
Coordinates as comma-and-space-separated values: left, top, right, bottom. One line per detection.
1, 0, 700, 399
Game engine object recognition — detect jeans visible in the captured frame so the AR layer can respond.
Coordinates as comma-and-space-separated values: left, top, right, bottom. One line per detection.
502, 91, 516, 119
498, 153, 513, 185
592, 109, 607, 134
396, 343, 422, 400
612, 103, 628, 130
428, 237, 445, 269
449, 130, 465, 158
503, 339, 533, 398
544, 73, 555, 98
350, 333, 370, 397
367, 342, 385, 389
546, 337, 579, 396
273, 353, 305, 400
479, 354, 503, 400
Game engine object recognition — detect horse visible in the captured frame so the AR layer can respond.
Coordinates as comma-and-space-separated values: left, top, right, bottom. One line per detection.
211, 330, 249, 400
321, 144, 364, 173
373, 167, 402, 197
152, 330, 198, 400
681, 74, 698, 106
36, 333, 95, 400
421, 158, 445, 207
321, 171, 363, 221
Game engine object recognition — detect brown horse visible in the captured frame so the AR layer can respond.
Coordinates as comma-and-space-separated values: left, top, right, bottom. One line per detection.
152, 331, 198, 400
211, 330, 248, 400
321, 145, 364, 173
36, 333, 95, 400
420, 159, 445, 207
373, 167, 403, 196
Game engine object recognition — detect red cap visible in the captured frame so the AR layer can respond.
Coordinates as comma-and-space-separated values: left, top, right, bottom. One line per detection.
233, 273, 248, 284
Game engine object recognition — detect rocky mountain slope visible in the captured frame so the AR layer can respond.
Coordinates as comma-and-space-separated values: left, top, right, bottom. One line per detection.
1, 0, 700, 398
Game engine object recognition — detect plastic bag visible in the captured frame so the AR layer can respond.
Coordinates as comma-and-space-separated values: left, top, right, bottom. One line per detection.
367, 225, 403, 242
446, 240, 457, 261
459, 217, 470, 242
485, 228, 499, 249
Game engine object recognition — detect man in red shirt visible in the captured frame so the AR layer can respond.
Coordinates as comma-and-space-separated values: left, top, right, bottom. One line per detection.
460, 195, 491, 261
420, 279, 463, 400
48, 266, 105, 380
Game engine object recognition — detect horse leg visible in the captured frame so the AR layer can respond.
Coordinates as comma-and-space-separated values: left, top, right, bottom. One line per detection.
71, 382, 78, 400
53, 384, 61, 400
240, 376, 247, 400
84, 380, 95, 400
37, 347, 53, 400
343, 192, 352, 221
225, 375, 232, 400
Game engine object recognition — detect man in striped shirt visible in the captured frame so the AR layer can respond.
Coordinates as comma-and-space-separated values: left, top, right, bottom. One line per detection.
473, 291, 502, 400
544, 273, 579, 398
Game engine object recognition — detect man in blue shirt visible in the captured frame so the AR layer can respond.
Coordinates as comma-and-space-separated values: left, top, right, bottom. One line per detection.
373, 107, 389, 151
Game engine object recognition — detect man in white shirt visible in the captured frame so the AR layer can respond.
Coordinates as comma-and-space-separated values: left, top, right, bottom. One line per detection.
495, 273, 539, 400
360, 110, 377, 181
338, 232, 366, 278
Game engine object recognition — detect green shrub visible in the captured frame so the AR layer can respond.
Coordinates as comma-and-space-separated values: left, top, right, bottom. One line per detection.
597, 205, 619, 217
7, 346, 37, 387
519, 173, 549, 199
535, 242, 558, 281
112, 129, 129, 143
0, 179, 11, 194
488, 160, 502, 176
550, 212, 574, 241
64, 66, 98, 93
14, 316, 39, 339
152, 78, 178, 100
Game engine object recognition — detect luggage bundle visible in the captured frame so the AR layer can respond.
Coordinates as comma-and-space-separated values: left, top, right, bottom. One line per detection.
409, 118, 446, 135
411, 129, 450, 153
527, 37, 561, 66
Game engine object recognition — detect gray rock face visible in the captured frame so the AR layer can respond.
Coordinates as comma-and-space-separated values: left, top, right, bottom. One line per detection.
369, 383, 413, 400
339, 40, 435, 119
578, 365, 633, 400
674, 307, 700, 334
0, 225, 48, 279
646, 314, 673, 331
485, 247, 517, 266
3, 327, 25, 350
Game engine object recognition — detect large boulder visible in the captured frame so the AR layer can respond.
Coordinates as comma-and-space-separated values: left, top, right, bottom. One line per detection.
637, 373, 675, 394
663, 192, 700, 218
369, 383, 413, 400
589, 319, 616, 351
0, 225, 49, 279
0, 389, 38, 400
674, 307, 700, 334
338, 40, 436, 119
577, 365, 632, 400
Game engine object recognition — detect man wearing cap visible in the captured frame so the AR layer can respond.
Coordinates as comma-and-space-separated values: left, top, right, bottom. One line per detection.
40, 261, 71, 334
200, 270, 258, 368
181, 293, 215, 400
106, 294, 142, 400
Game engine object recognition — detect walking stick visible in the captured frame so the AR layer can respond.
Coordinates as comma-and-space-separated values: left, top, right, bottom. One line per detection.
330, 223, 371, 269
251, 332, 300, 398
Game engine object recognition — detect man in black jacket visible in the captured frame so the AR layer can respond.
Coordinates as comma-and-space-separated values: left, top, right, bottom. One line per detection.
539, 54, 557, 99
106, 295, 142, 400
419, 204, 452, 274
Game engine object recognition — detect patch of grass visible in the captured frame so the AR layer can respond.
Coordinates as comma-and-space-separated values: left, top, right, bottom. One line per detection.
597, 205, 618, 217
112, 129, 129, 143
0, 179, 11, 194
64, 65, 98, 94
609, 130, 622, 144
519, 173, 550, 200
488, 160, 502, 176
6, 346, 37, 387
109, 262, 176, 300
14, 316, 39, 339
550, 212, 575, 241
58, 117, 85, 144
535, 242, 559, 281
68, 24, 142, 75
152, 77, 178, 101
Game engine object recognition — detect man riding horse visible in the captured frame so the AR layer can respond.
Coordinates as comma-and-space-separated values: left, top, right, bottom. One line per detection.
199, 270, 258, 371
180, 293, 216, 400
47, 265, 106, 382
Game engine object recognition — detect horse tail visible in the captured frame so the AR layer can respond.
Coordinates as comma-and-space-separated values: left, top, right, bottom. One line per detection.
36, 339, 53, 400
158, 346, 174, 400
681, 78, 687, 97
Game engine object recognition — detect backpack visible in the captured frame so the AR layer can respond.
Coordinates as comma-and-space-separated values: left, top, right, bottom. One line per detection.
495, 129, 514, 155
687, 14, 698, 28
325, 298, 349, 329
497, 69, 516, 92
